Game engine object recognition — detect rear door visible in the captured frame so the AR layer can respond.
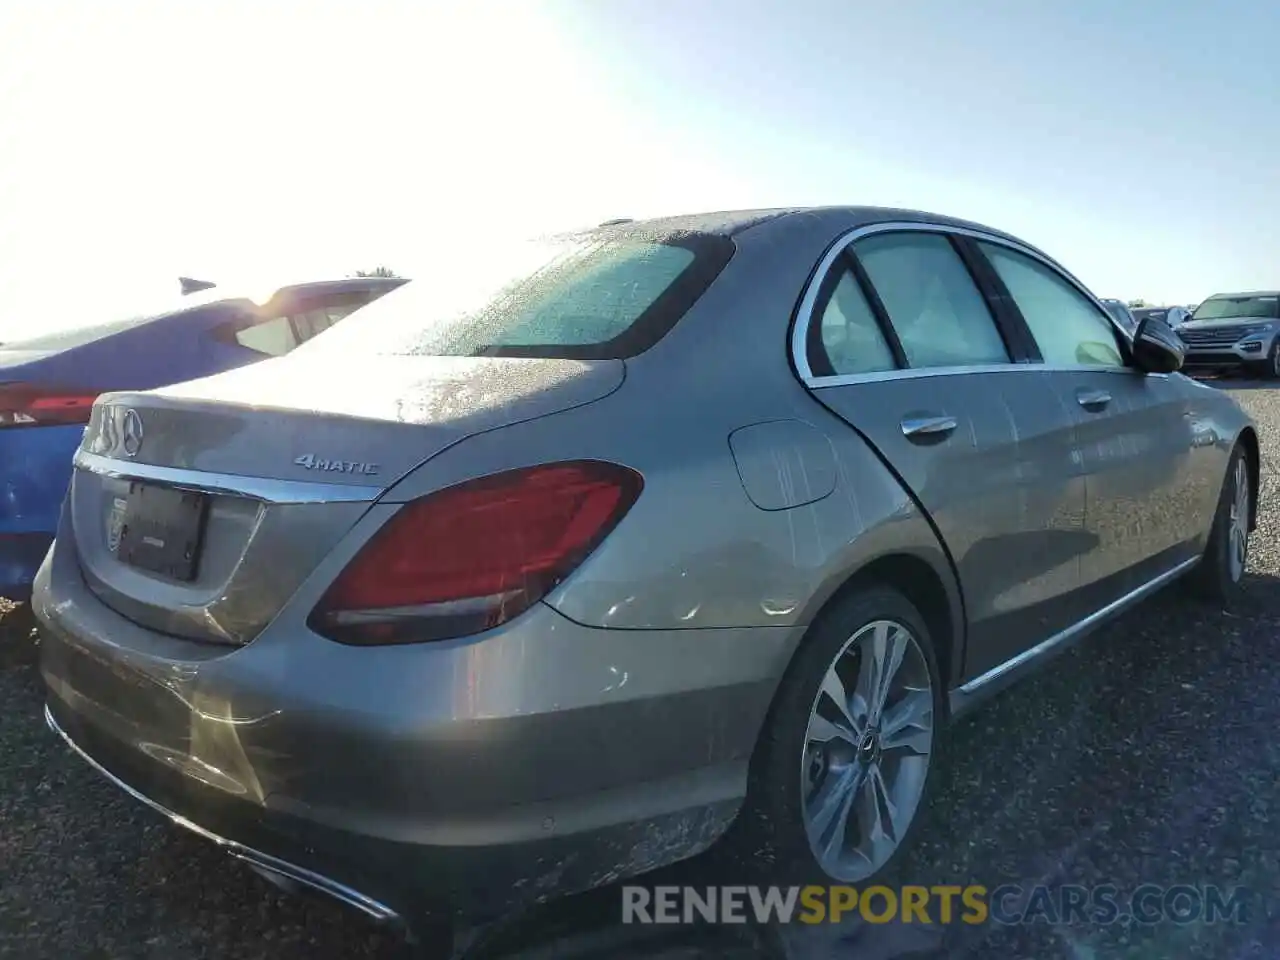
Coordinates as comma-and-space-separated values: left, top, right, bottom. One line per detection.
972, 239, 1200, 603
797, 224, 1090, 677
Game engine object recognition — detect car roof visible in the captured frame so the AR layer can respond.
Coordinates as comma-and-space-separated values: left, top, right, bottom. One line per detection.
595, 205, 1023, 238
591, 205, 1055, 266
269, 276, 406, 298
160, 275, 406, 315
1202, 290, 1280, 299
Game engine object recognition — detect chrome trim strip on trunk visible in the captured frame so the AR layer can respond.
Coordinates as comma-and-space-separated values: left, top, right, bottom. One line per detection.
43, 704, 400, 923
949, 556, 1199, 715
74, 450, 382, 505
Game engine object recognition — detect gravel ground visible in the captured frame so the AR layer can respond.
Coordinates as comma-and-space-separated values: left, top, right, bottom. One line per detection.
3, 380, 1280, 960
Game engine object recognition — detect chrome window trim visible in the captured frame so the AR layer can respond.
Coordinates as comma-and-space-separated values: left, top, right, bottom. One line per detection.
949, 555, 1198, 716
806, 363, 1167, 390
792, 220, 1134, 387
73, 450, 381, 505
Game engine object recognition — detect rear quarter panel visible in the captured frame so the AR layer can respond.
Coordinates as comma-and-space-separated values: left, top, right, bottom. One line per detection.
379, 213, 964, 681
0, 425, 83, 526
0, 304, 264, 594
0, 424, 84, 593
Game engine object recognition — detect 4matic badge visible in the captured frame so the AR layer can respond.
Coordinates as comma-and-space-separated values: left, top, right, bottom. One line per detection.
294, 454, 380, 476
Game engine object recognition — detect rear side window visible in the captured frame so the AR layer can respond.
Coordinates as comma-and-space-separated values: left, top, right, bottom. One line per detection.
297, 234, 733, 360
229, 289, 393, 357
978, 242, 1125, 368
854, 232, 1010, 369
813, 264, 897, 375
234, 315, 299, 356
290, 303, 361, 341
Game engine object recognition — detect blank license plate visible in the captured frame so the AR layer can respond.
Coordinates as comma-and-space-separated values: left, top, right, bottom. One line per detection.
109, 482, 209, 582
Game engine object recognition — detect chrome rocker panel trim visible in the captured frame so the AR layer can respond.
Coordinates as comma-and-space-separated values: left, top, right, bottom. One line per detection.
949, 556, 1199, 715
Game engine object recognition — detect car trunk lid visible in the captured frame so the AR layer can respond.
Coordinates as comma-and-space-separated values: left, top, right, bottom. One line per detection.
69, 353, 624, 644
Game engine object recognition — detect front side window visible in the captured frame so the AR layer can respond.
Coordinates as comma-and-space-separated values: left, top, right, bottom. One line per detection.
854, 232, 1010, 369
296, 232, 732, 360
978, 242, 1125, 368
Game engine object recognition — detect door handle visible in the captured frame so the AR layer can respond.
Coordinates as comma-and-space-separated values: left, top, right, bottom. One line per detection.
900, 415, 958, 439
1076, 389, 1112, 410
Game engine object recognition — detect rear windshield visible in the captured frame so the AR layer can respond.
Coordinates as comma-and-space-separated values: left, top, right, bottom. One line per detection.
298, 231, 734, 360
1192, 296, 1280, 321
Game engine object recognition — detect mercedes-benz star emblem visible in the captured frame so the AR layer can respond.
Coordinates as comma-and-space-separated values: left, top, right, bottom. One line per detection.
121, 409, 144, 458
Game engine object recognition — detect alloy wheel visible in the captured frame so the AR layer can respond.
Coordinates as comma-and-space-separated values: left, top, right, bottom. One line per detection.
1228, 457, 1250, 583
800, 619, 934, 881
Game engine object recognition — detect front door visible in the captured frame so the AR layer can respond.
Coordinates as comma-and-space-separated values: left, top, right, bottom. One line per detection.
974, 240, 1200, 604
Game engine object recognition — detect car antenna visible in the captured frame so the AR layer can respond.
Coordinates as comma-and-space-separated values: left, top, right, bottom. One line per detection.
179, 277, 217, 296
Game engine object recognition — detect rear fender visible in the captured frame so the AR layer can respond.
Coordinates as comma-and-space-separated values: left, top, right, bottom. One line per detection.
378, 389, 965, 681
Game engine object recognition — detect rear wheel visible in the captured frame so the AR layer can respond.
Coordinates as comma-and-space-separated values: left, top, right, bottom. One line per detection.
1190, 445, 1251, 605
734, 586, 943, 884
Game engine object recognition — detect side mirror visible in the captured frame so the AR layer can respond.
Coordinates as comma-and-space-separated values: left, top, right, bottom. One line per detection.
1132, 316, 1185, 374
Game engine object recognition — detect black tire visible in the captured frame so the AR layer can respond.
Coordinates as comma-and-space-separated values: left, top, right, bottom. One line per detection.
1246, 343, 1280, 379
1189, 444, 1251, 606
728, 585, 945, 886
1268, 341, 1280, 379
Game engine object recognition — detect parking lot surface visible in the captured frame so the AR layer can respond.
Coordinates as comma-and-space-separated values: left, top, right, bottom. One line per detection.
2, 380, 1279, 960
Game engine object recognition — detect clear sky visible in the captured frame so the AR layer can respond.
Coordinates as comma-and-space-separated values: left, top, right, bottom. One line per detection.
1, 0, 1276, 340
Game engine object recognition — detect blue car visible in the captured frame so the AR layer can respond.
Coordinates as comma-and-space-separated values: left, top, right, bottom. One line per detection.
0, 276, 406, 599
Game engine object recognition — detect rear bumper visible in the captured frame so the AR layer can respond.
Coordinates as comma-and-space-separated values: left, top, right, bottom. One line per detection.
44, 696, 742, 927
44, 703, 401, 923
0, 424, 81, 597
33, 533, 790, 923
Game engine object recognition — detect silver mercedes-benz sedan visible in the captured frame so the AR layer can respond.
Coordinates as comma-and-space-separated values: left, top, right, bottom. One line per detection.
33, 208, 1257, 943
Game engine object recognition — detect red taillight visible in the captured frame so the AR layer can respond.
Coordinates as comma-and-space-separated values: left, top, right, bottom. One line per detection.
0, 384, 99, 427
310, 460, 644, 645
